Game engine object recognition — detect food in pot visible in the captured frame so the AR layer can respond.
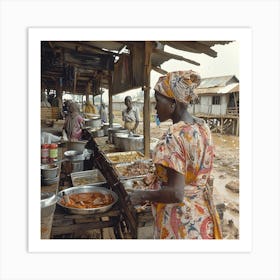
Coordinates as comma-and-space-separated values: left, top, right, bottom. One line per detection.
60, 192, 114, 209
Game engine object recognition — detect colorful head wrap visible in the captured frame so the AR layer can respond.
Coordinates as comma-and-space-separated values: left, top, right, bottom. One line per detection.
154, 70, 201, 104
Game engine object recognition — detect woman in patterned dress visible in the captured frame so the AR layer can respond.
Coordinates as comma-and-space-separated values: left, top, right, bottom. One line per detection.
129, 70, 222, 239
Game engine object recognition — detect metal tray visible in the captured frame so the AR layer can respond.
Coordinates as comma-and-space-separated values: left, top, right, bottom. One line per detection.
57, 185, 118, 214
114, 160, 154, 180
105, 151, 146, 164
71, 169, 106, 187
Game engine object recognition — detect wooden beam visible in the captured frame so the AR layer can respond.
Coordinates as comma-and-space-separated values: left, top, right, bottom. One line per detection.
143, 41, 153, 157
108, 72, 113, 127
153, 48, 200, 66
152, 66, 167, 75
85, 81, 91, 102
73, 67, 77, 94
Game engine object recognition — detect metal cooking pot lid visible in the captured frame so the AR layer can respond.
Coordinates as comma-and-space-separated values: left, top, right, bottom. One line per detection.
41, 193, 58, 208
64, 150, 82, 157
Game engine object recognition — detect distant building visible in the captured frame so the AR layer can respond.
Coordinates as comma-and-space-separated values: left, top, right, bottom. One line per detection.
191, 75, 239, 116
150, 75, 240, 135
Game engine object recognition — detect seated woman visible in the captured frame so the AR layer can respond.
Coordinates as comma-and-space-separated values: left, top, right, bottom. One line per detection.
63, 102, 84, 141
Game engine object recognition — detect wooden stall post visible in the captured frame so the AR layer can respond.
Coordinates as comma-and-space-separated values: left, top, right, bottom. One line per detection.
86, 81, 91, 102
108, 72, 113, 127
73, 67, 77, 95
56, 78, 64, 118
143, 41, 153, 157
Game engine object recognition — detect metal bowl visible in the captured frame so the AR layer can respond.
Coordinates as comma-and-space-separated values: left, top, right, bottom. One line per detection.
41, 192, 58, 217
41, 164, 58, 179
67, 141, 87, 153
42, 175, 59, 186
56, 185, 118, 215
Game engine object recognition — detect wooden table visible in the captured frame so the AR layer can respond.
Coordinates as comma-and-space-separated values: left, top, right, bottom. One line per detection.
51, 204, 123, 239
42, 170, 124, 239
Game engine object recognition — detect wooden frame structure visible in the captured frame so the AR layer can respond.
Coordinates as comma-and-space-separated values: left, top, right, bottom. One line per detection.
41, 41, 233, 157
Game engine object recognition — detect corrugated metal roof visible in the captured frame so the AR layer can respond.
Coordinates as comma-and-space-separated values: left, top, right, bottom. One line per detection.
228, 84, 239, 93
41, 41, 234, 95
195, 87, 224, 94
194, 81, 239, 95
198, 75, 239, 88
160, 41, 231, 58
217, 82, 239, 93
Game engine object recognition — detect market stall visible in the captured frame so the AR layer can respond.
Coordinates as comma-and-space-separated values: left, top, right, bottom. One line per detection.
40, 40, 232, 239
40, 129, 155, 239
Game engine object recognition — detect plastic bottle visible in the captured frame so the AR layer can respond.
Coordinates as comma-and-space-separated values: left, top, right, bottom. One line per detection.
49, 143, 58, 163
41, 144, 50, 164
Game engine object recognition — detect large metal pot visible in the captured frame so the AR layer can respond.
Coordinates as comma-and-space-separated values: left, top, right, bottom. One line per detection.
92, 128, 105, 138
102, 123, 121, 136
108, 127, 129, 144
114, 133, 129, 151
115, 134, 144, 151
85, 117, 102, 128
67, 140, 87, 153
63, 152, 85, 174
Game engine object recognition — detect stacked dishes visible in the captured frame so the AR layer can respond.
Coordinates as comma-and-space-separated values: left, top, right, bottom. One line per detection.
41, 164, 59, 185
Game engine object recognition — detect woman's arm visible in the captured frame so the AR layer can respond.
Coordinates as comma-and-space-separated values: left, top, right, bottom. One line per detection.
133, 107, 140, 132
129, 167, 185, 205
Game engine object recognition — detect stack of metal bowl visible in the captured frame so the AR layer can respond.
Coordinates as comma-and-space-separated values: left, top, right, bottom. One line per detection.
41, 192, 58, 239
41, 164, 59, 185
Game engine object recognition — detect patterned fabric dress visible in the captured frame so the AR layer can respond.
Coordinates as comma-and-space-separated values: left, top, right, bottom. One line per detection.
151, 120, 222, 239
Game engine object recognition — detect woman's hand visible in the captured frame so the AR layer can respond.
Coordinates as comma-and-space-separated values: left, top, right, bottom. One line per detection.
143, 173, 155, 185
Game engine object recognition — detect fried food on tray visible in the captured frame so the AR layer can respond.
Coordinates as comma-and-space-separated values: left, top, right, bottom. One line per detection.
107, 152, 145, 163
60, 192, 114, 209
117, 161, 155, 177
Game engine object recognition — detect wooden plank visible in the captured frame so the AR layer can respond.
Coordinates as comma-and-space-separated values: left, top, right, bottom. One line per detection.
152, 66, 167, 75
51, 220, 116, 235
143, 41, 152, 157
108, 72, 113, 127
92, 146, 138, 237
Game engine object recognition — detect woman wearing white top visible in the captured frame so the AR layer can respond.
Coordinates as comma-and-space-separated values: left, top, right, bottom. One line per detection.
122, 96, 140, 133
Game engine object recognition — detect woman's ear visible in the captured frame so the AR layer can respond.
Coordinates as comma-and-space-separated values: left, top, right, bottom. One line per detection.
170, 101, 176, 112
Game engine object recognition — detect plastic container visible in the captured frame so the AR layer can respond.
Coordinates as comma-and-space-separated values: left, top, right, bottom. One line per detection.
49, 143, 58, 163
41, 144, 50, 164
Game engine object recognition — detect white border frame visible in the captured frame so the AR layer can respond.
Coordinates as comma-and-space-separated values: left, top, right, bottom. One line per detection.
1, 1, 279, 279
28, 27, 252, 253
